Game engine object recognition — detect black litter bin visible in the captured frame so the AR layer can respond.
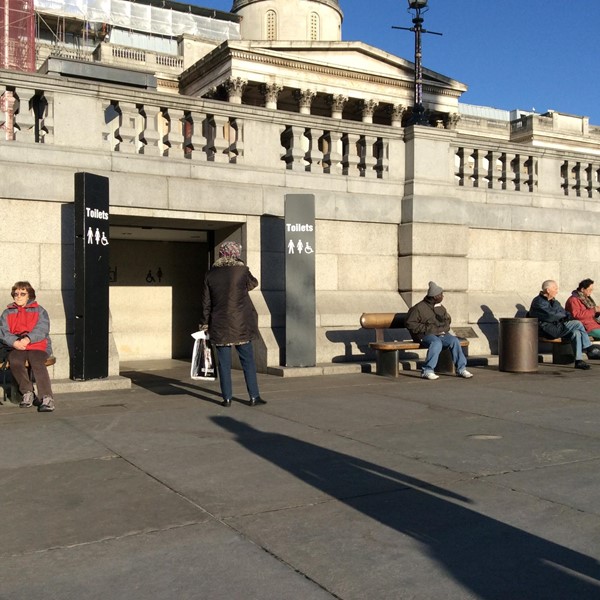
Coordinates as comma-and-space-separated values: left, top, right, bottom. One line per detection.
498, 317, 538, 373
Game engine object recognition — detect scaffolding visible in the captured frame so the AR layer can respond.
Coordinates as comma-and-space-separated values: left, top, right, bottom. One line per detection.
1, 0, 36, 72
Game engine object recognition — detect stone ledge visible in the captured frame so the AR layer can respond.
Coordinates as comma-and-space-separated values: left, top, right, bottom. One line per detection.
51, 376, 132, 394
266, 355, 501, 377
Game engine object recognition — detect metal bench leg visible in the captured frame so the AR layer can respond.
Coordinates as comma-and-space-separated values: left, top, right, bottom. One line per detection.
552, 341, 575, 365
376, 349, 399, 378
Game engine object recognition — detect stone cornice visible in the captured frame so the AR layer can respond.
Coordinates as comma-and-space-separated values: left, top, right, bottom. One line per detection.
183, 46, 463, 100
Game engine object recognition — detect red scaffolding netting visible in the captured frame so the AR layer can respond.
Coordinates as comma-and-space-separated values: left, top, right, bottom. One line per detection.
1, 0, 35, 72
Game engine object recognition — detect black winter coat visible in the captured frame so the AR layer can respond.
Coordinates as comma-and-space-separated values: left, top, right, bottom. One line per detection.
529, 293, 571, 339
201, 259, 260, 345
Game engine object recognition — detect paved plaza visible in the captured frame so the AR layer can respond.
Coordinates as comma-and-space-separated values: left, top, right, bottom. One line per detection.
2, 360, 600, 599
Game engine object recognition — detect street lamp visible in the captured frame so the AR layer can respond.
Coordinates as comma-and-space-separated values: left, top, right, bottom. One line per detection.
393, 0, 442, 126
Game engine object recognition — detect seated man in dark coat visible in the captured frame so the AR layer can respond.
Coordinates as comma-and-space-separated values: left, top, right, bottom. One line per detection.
529, 279, 600, 370
406, 281, 473, 381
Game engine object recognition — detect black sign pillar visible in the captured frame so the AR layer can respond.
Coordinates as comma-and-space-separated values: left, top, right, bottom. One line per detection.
73, 172, 110, 380
285, 194, 316, 367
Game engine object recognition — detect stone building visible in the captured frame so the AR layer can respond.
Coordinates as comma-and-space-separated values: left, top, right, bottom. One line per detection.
1, 0, 600, 387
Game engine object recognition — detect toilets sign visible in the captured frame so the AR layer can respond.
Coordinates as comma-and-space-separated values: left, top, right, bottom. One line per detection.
284, 194, 316, 367
85, 208, 110, 246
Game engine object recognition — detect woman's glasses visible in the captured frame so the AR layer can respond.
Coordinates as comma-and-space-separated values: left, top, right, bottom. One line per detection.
13, 292, 28, 297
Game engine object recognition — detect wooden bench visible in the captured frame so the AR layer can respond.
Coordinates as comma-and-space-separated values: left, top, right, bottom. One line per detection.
0, 356, 56, 404
539, 336, 595, 364
360, 312, 469, 378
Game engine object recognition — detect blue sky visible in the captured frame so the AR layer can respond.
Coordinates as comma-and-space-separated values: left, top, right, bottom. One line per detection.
196, 0, 600, 125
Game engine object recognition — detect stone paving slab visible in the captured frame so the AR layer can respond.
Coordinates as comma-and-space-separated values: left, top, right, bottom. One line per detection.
0, 456, 208, 555
0, 521, 332, 600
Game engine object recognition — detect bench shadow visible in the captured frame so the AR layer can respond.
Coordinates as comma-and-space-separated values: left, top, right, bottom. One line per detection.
212, 416, 600, 599
325, 328, 375, 362
120, 370, 224, 405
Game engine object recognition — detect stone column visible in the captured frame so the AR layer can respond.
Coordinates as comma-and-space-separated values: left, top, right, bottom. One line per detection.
391, 104, 406, 128
361, 99, 379, 124
223, 77, 247, 104
261, 83, 283, 109
294, 89, 316, 115
328, 94, 347, 119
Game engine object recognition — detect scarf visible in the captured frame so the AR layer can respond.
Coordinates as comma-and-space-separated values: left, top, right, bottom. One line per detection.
576, 290, 596, 310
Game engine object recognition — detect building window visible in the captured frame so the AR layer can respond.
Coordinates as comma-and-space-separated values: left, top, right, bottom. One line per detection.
266, 10, 277, 40
310, 12, 319, 40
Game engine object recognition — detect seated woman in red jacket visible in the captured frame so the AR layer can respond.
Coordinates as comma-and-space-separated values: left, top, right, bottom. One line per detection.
0, 281, 55, 412
565, 278, 600, 340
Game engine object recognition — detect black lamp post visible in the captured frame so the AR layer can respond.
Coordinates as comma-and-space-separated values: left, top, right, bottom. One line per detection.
393, 0, 442, 126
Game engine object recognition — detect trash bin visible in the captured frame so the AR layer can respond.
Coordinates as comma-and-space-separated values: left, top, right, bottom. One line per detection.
498, 317, 538, 373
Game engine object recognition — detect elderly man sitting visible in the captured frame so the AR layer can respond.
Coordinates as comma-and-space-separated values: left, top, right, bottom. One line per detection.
529, 279, 600, 370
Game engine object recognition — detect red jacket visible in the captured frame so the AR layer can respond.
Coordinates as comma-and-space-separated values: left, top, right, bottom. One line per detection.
0, 301, 51, 353
565, 292, 599, 333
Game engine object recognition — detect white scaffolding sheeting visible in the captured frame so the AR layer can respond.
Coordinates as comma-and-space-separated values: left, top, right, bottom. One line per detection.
34, 0, 240, 40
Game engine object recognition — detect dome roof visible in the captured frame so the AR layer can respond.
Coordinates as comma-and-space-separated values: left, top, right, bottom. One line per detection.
232, 0, 341, 12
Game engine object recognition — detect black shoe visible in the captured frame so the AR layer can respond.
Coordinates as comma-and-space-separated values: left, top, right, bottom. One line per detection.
575, 360, 591, 370
222, 398, 232, 407
249, 396, 266, 407
586, 347, 600, 359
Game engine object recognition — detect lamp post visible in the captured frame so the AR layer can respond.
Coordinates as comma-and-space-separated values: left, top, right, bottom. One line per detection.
393, 0, 442, 126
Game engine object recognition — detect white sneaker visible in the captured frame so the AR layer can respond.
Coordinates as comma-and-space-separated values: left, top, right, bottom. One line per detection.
421, 371, 439, 380
458, 369, 473, 379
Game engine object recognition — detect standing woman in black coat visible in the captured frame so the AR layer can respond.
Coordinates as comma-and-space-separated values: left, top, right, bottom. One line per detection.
200, 241, 264, 407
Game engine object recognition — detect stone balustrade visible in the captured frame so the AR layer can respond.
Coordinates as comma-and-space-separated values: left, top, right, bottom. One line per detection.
454, 146, 538, 193
1, 68, 600, 195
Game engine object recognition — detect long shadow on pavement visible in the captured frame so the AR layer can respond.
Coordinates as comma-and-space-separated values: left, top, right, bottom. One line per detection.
121, 371, 224, 406
213, 416, 600, 599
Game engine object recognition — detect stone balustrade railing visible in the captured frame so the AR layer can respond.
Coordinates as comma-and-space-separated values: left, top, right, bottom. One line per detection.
561, 160, 600, 198
454, 146, 538, 192
1, 68, 600, 194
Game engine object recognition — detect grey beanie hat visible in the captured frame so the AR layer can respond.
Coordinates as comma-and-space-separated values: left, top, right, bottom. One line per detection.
427, 281, 443, 297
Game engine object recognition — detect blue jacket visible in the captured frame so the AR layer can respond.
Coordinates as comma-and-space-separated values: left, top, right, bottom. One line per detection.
529, 293, 570, 339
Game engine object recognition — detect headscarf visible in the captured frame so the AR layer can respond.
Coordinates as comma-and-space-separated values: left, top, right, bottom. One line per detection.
219, 241, 242, 260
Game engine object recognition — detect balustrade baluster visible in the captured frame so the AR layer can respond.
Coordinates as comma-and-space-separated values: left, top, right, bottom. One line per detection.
13, 88, 37, 143
227, 118, 244, 164
35, 92, 53, 144
163, 107, 185, 158
342, 133, 358, 176
326, 130, 343, 174
0, 89, 16, 141
138, 105, 162, 156
374, 137, 388, 179
305, 128, 323, 172
102, 101, 121, 151
361, 135, 378, 178
280, 125, 308, 171
210, 114, 231, 163
116, 102, 143, 154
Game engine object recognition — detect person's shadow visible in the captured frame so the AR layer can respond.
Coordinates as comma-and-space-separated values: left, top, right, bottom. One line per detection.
121, 370, 225, 405
212, 417, 600, 599
478, 304, 499, 354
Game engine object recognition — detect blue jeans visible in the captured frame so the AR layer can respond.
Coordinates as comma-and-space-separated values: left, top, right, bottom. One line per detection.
563, 320, 592, 360
216, 342, 260, 401
420, 334, 467, 375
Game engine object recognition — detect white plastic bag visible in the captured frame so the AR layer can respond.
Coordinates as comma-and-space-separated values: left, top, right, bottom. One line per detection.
190, 331, 217, 381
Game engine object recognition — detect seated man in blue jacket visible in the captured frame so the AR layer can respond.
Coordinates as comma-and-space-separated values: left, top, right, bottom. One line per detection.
529, 279, 600, 370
